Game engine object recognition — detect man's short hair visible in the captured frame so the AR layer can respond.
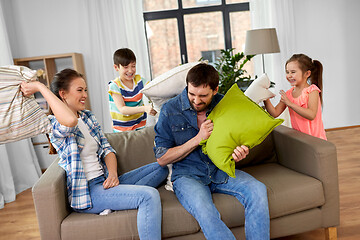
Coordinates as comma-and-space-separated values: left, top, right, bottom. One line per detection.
186, 63, 219, 91
113, 48, 136, 66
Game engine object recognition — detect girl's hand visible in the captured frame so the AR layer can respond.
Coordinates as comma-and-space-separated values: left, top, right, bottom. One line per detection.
232, 145, 249, 162
20, 81, 42, 97
103, 173, 119, 189
279, 90, 292, 106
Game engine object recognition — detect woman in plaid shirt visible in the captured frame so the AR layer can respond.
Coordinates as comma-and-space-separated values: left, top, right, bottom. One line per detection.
21, 69, 168, 240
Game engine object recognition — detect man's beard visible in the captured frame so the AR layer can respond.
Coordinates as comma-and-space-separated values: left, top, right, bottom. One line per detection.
190, 101, 208, 112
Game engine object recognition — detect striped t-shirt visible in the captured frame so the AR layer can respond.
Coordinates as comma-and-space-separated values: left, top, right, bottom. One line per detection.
108, 75, 147, 132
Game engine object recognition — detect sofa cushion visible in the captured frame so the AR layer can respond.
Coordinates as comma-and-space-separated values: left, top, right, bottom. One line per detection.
105, 127, 157, 175
159, 187, 201, 238
243, 163, 325, 219
61, 186, 201, 240
236, 131, 277, 169
61, 210, 139, 240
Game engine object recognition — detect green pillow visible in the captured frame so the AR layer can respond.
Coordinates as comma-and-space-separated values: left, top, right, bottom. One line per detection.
200, 84, 283, 178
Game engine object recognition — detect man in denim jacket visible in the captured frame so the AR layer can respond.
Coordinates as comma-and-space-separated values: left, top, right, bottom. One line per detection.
154, 63, 270, 240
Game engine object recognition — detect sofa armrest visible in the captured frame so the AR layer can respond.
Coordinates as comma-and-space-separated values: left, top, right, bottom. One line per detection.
32, 158, 70, 240
272, 125, 339, 228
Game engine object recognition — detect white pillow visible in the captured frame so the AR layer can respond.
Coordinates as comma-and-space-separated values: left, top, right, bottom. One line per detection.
244, 73, 275, 104
141, 61, 203, 112
164, 164, 174, 192
0, 65, 51, 144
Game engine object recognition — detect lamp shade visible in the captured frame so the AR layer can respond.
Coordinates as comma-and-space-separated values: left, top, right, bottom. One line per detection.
244, 28, 280, 55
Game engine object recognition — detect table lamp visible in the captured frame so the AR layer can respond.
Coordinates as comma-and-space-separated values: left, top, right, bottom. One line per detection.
244, 28, 280, 73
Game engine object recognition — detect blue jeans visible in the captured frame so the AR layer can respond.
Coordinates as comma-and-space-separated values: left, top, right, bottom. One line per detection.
173, 169, 270, 240
76, 162, 168, 240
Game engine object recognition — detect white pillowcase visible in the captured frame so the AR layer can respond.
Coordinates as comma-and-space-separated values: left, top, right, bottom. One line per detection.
244, 73, 275, 104
141, 61, 203, 112
0, 65, 51, 144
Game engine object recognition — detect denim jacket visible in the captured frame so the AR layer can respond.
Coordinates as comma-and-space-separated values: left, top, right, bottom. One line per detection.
154, 87, 228, 185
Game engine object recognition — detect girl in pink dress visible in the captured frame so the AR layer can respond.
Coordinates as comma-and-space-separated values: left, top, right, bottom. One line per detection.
264, 54, 327, 140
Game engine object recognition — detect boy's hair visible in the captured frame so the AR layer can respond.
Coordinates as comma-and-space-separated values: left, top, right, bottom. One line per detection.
113, 48, 136, 66
186, 63, 219, 91
286, 54, 324, 103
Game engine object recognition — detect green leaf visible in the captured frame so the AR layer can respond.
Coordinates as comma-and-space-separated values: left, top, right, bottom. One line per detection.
214, 48, 255, 95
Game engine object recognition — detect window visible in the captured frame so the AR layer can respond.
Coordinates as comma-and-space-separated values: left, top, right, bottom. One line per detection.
201, 50, 221, 64
143, 0, 251, 78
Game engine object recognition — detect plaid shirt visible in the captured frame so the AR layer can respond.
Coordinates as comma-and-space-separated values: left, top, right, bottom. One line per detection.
49, 110, 115, 210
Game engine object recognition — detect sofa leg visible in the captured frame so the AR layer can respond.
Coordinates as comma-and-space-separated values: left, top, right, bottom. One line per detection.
325, 227, 337, 240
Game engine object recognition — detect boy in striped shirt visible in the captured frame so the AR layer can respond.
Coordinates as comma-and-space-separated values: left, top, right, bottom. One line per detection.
108, 48, 156, 132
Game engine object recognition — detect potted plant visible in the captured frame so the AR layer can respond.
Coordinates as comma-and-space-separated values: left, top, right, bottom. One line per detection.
214, 48, 255, 94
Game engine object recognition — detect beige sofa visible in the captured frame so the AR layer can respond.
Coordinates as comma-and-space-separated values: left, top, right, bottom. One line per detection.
32, 125, 339, 240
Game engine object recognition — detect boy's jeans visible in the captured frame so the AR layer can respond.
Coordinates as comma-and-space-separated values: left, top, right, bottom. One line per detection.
173, 169, 270, 240
77, 162, 168, 240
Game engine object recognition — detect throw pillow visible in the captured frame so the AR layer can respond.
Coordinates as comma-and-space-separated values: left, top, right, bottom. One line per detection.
244, 73, 275, 104
141, 61, 203, 112
0, 65, 51, 144
200, 84, 283, 178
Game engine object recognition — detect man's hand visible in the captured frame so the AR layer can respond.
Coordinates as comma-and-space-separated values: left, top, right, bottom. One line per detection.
197, 119, 213, 142
103, 173, 119, 189
232, 145, 249, 162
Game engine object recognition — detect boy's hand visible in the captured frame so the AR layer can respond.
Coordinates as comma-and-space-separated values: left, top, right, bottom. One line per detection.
144, 105, 157, 116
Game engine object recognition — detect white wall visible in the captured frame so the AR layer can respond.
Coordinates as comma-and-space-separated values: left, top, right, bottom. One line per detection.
1, 0, 111, 129
292, 0, 360, 128
1, 0, 150, 132
2, 0, 359, 129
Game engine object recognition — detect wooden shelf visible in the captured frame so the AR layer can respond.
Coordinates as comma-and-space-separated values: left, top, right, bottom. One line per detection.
14, 53, 90, 110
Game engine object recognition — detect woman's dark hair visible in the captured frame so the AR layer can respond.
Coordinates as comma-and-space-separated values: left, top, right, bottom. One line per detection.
186, 63, 219, 91
113, 48, 136, 66
286, 54, 324, 103
47, 68, 83, 154
50, 68, 84, 101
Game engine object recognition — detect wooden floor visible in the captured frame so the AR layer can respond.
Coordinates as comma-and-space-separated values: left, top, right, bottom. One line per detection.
0, 127, 359, 240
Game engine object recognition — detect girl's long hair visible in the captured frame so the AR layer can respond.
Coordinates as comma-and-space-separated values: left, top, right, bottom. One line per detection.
286, 54, 324, 104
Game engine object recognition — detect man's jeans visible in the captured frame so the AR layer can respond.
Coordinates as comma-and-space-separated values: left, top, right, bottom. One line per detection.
173, 169, 270, 240
76, 162, 168, 240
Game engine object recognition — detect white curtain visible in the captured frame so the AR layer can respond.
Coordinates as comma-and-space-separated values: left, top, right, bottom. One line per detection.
78, 0, 151, 132
0, 2, 42, 209
250, 0, 295, 126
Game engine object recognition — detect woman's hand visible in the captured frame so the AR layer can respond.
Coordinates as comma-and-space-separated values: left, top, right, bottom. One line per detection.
232, 145, 249, 162
103, 173, 119, 189
20, 81, 43, 97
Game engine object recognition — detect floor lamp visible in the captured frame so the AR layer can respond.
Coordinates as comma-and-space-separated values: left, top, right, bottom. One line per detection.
244, 28, 280, 74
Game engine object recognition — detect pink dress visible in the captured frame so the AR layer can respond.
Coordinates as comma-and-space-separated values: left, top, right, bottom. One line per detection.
286, 84, 327, 140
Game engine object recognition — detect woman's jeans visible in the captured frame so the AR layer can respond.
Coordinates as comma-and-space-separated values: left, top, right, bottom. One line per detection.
76, 162, 168, 240
173, 169, 270, 240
